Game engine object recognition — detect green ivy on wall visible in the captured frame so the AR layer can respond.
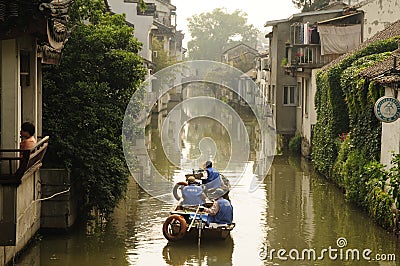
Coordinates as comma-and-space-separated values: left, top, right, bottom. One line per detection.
364, 159, 399, 230
313, 36, 400, 231
313, 36, 400, 177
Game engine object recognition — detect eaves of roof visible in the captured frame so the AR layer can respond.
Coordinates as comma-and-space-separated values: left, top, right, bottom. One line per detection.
264, 18, 289, 27
373, 75, 400, 84
317, 11, 362, 24
359, 49, 400, 80
157, 0, 176, 11
109, 11, 135, 28
152, 20, 174, 34
265, 31, 273, 38
264, 9, 343, 27
289, 9, 343, 19
222, 42, 258, 55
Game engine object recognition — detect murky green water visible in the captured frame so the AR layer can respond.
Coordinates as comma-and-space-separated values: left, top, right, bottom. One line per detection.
15, 109, 400, 266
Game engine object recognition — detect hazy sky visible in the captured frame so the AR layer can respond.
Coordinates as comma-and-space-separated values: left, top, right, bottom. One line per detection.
171, 0, 300, 44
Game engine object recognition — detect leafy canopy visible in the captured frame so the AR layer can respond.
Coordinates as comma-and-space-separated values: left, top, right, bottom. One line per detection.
42, 0, 146, 214
187, 8, 259, 61
292, 0, 330, 12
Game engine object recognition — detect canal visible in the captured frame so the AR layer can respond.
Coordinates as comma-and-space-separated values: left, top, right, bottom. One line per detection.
16, 105, 400, 266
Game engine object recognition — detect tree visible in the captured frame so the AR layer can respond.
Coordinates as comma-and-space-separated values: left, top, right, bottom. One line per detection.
292, 0, 331, 12
187, 8, 259, 61
42, 0, 146, 215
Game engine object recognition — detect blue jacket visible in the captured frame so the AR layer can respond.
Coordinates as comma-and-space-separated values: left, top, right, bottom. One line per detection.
203, 167, 221, 189
181, 184, 204, 206
208, 198, 233, 224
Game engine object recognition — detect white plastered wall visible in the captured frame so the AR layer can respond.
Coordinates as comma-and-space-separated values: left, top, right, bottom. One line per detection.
362, 0, 400, 40
380, 87, 400, 168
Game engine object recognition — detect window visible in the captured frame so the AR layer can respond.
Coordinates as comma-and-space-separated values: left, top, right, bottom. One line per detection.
283, 85, 296, 105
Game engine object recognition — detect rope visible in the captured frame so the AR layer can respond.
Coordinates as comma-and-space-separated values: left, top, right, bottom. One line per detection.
16, 187, 71, 221
37, 187, 70, 202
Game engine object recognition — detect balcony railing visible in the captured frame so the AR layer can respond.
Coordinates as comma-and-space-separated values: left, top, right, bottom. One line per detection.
287, 44, 341, 69
0, 136, 49, 185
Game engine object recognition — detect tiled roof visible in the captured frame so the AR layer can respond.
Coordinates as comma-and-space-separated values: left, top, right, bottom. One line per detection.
359, 20, 400, 48
153, 20, 174, 35
359, 49, 400, 79
222, 43, 258, 55
374, 75, 400, 84
321, 19, 400, 71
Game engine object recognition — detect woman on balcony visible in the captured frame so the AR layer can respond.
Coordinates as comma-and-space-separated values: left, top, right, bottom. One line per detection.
20, 122, 36, 150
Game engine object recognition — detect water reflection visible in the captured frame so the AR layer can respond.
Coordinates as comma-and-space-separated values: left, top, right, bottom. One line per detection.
162, 237, 234, 266
15, 113, 400, 266
265, 155, 399, 266
123, 62, 276, 204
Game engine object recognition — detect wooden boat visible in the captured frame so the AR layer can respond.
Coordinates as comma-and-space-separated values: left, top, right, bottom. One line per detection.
162, 204, 235, 242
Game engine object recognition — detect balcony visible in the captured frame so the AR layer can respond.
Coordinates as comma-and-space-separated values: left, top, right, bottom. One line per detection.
285, 44, 341, 70
285, 18, 362, 73
0, 136, 49, 185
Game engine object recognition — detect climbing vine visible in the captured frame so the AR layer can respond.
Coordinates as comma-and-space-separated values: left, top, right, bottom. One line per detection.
313, 35, 400, 231
364, 156, 400, 230
313, 36, 400, 176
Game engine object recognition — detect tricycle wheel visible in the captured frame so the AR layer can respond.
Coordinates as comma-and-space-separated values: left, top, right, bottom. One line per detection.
163, 214, 187, 241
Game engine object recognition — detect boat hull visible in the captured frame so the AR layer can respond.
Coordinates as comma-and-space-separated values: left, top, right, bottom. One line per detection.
184, 225, 234, 240
163, 205, 235, 242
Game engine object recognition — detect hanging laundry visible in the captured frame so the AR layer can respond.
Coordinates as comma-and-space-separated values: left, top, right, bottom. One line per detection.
318, 24, 361, 55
